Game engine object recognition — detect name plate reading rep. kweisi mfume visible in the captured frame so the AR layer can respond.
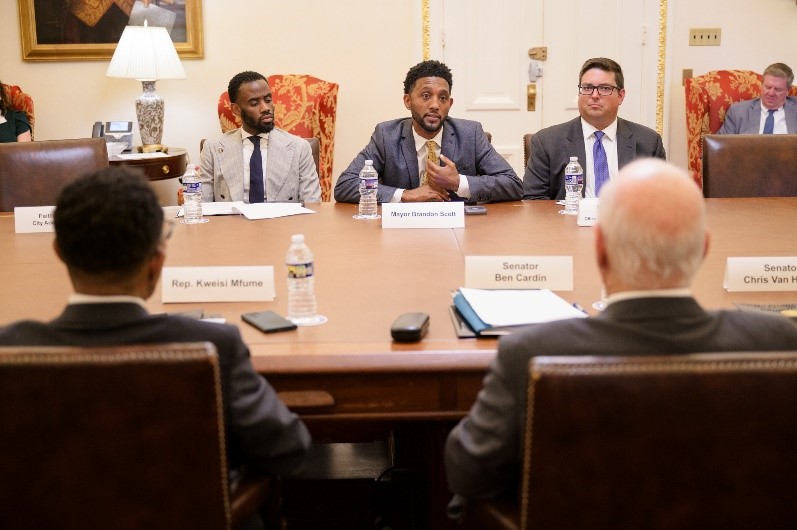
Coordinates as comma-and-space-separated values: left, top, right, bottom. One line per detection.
162, 266, 275, 303
465, 256, 574, 290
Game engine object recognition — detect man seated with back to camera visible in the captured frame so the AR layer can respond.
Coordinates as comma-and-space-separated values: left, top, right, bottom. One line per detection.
334, 59, 522, 204
445, 158, 797, 516
0, 167, 311, 528
200, 70, 322, 204
523, 57, 665, 200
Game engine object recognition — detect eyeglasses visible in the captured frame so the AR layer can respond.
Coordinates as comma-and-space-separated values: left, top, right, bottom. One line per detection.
162, 219, 175, 241
578, 84, 620, 96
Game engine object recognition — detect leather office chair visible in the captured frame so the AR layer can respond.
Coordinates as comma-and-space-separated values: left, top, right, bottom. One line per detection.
1, 83, 35, 139
0, 137, 109, 211
522, 133, 534, 169
684, 70, 797, 188
0, 342, 273, 530
465, 351, 797, 529
702, 134, 797, 197
218, 74, 339, 202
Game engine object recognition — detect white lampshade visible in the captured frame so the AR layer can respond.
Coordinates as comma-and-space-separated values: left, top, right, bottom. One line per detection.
106, 25, 185, 81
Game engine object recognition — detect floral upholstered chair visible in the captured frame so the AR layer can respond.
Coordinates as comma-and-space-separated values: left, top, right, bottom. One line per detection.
1, 83, 35, 139
217, 74, 339, 201
684, 70, 797, 188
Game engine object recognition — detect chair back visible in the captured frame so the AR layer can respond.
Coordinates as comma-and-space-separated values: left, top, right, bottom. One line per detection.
520, 352, 797, 529
522, 133, 534, 169
702, 134, 797, 197
0, 342, 233, 530
0, 137, 109, 211
218, 74, 338, 201
684, 70, 797, 187
1, 83, 35, 138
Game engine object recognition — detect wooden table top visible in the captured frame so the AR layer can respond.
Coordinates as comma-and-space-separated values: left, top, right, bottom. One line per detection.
2, 199, 796, 374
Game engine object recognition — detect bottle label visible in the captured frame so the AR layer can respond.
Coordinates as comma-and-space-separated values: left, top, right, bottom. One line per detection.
564, 173, 583, 186
287, 262, 314, 279
360, 176, 378, 190
184, 181, 201, 193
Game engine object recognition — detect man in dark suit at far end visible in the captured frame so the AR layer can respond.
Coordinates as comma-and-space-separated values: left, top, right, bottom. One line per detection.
0, 167, 311, 528
524, 57, 666, 200
334, 59, 522, 204
446, 158, 797, 512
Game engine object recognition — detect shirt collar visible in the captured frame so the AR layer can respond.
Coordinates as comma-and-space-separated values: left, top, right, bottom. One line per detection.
68, 293, 148, 308
581, 118, 618, 142
605, 287, 692, 306
241, 130, 269, 144
412, 126, 445, 154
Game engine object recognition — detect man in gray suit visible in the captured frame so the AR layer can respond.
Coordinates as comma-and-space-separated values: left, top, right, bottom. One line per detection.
334, 60, 521, 203
523, 57, 665, 200
200, 70, 321, 204
446, 158, 797, 506
0, 167, 312, 516
718, 63, 797, 134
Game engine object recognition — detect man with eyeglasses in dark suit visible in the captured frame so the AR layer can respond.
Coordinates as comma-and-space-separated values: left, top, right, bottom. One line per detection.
523, 57, 666, 200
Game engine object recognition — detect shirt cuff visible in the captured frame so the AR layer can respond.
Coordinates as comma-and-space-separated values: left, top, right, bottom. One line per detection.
456, 174, 471, 199
391, 189, 404, 203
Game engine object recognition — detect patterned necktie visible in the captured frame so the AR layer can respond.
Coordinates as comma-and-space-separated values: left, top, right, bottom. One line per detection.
421, 140, 438, 185
248, 136, 264, 203
593, 130, 610, 196
763, 109, 776, 134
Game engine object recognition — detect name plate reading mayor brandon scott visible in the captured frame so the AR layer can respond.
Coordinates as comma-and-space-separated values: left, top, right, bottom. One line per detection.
162, 266, 275, 302
381, 202, 464, 228
724, 257, 797, 292
465, 256, 574, 290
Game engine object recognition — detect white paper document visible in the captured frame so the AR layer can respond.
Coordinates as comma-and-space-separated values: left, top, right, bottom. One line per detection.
176, 202, 316, 220
459, 287, 586, 327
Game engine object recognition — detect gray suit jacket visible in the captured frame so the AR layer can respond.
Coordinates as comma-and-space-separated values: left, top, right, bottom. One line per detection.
200, 128, 321, 203
523, 117, 666, 200
0, 303, 312, 477
334, 117, 522, 203
718, 97, 797, 134
444, 297, 797, 500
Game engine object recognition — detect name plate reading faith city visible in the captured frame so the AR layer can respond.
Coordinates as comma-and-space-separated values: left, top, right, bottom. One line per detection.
162, 266, 275, 303
577, 198, 599, 227
14, 206, 56, 233
381, 202, 464, 229
465, 256, 574, 290
724, 257, 797, 292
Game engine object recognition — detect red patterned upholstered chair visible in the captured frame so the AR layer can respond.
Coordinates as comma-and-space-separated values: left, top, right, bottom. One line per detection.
1, 83, 35, 139
684, 70, 797, 188
217, 74, 339, 201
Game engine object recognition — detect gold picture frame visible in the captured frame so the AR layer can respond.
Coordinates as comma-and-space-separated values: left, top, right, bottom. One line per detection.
18, 0, 204, 61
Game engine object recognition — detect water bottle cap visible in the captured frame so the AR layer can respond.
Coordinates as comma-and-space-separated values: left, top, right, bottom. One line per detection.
291, 234, 305, 243
364, 160, 373, 166
569, 156, 578, 161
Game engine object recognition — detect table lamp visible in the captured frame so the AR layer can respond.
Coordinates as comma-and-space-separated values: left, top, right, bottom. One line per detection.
106, 23, 185, 152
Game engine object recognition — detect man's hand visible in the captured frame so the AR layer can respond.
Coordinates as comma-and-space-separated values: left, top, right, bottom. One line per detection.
426, 154, 460, 192
401, 184, 451, 202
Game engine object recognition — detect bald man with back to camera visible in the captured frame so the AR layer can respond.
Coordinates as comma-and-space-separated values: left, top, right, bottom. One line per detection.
445, 158, 797, 509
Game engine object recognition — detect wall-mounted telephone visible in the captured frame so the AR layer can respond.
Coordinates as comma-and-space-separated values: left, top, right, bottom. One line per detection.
91, 121, 134, 151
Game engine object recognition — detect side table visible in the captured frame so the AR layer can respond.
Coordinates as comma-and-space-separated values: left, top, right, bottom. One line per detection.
109, 148, 187, 206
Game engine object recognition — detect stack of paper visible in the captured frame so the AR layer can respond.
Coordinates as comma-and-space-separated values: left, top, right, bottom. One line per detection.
177, 201, 316, 220
452, 287, 586, 336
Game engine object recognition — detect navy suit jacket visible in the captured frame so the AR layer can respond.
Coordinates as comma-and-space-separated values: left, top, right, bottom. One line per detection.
523, 117, 666, 200
0, 303, 311, 477
718, 97, 797, 134
444, 297, 797, 500
334, 117, 521, 203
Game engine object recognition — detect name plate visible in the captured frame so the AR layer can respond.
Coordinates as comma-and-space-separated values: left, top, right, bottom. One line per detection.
162, 266, 275, 302
724, 257, 797, 291
465, 256, 574, 290
577, 198, 599, 227
381, 202, 464, 228
15, 206, 56, 233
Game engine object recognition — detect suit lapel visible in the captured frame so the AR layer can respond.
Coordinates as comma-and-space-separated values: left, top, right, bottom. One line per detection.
265, 129, 293, 199
615, 119, 637, 167
220, 130, 245, 200
785, 98, 797, 133
400, 120, 420, 188
746, 101, 762, 134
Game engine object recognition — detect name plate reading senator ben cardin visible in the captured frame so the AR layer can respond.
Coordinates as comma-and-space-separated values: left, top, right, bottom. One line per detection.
162, 266, 275, 302
724, 257, 797, 292
465, 256, 574, 290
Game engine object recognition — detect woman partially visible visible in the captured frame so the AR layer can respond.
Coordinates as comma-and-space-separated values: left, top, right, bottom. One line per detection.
0, 82, 32, 143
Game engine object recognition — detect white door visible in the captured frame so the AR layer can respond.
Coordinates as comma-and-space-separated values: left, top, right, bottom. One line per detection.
433, 0, 659, 177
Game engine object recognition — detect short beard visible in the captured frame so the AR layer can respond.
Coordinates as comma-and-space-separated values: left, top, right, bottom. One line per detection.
243, 114, 275, 134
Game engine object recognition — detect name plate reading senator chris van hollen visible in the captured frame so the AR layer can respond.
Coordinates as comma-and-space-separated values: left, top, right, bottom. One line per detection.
465, 256, 574, 290
162, 266, 275, 303
381, 202, 464, 229
724, 257, 797, 292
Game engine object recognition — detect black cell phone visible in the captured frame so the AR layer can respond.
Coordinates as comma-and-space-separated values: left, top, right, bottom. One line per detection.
464, 205, 487, 215
391, 312, 430, 342
241, 311, 297, 333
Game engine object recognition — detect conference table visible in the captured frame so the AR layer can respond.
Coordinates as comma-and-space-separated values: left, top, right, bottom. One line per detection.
2, 198, 796, 526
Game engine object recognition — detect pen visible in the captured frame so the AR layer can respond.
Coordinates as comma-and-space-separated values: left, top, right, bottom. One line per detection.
572, 302, 587, 314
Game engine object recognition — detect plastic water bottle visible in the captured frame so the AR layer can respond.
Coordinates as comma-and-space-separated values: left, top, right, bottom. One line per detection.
181, 165, 208, 224
353, 159, 380, 220
560, 156, 584, 216
286, 234, 327, 326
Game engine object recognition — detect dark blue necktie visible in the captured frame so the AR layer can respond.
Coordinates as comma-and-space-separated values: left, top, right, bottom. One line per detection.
248, 136, 264, 203
593, 130, 610, 196
763, 109, 776, 134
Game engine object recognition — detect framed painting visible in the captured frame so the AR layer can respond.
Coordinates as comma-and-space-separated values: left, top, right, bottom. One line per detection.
18, 0, 204, 61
